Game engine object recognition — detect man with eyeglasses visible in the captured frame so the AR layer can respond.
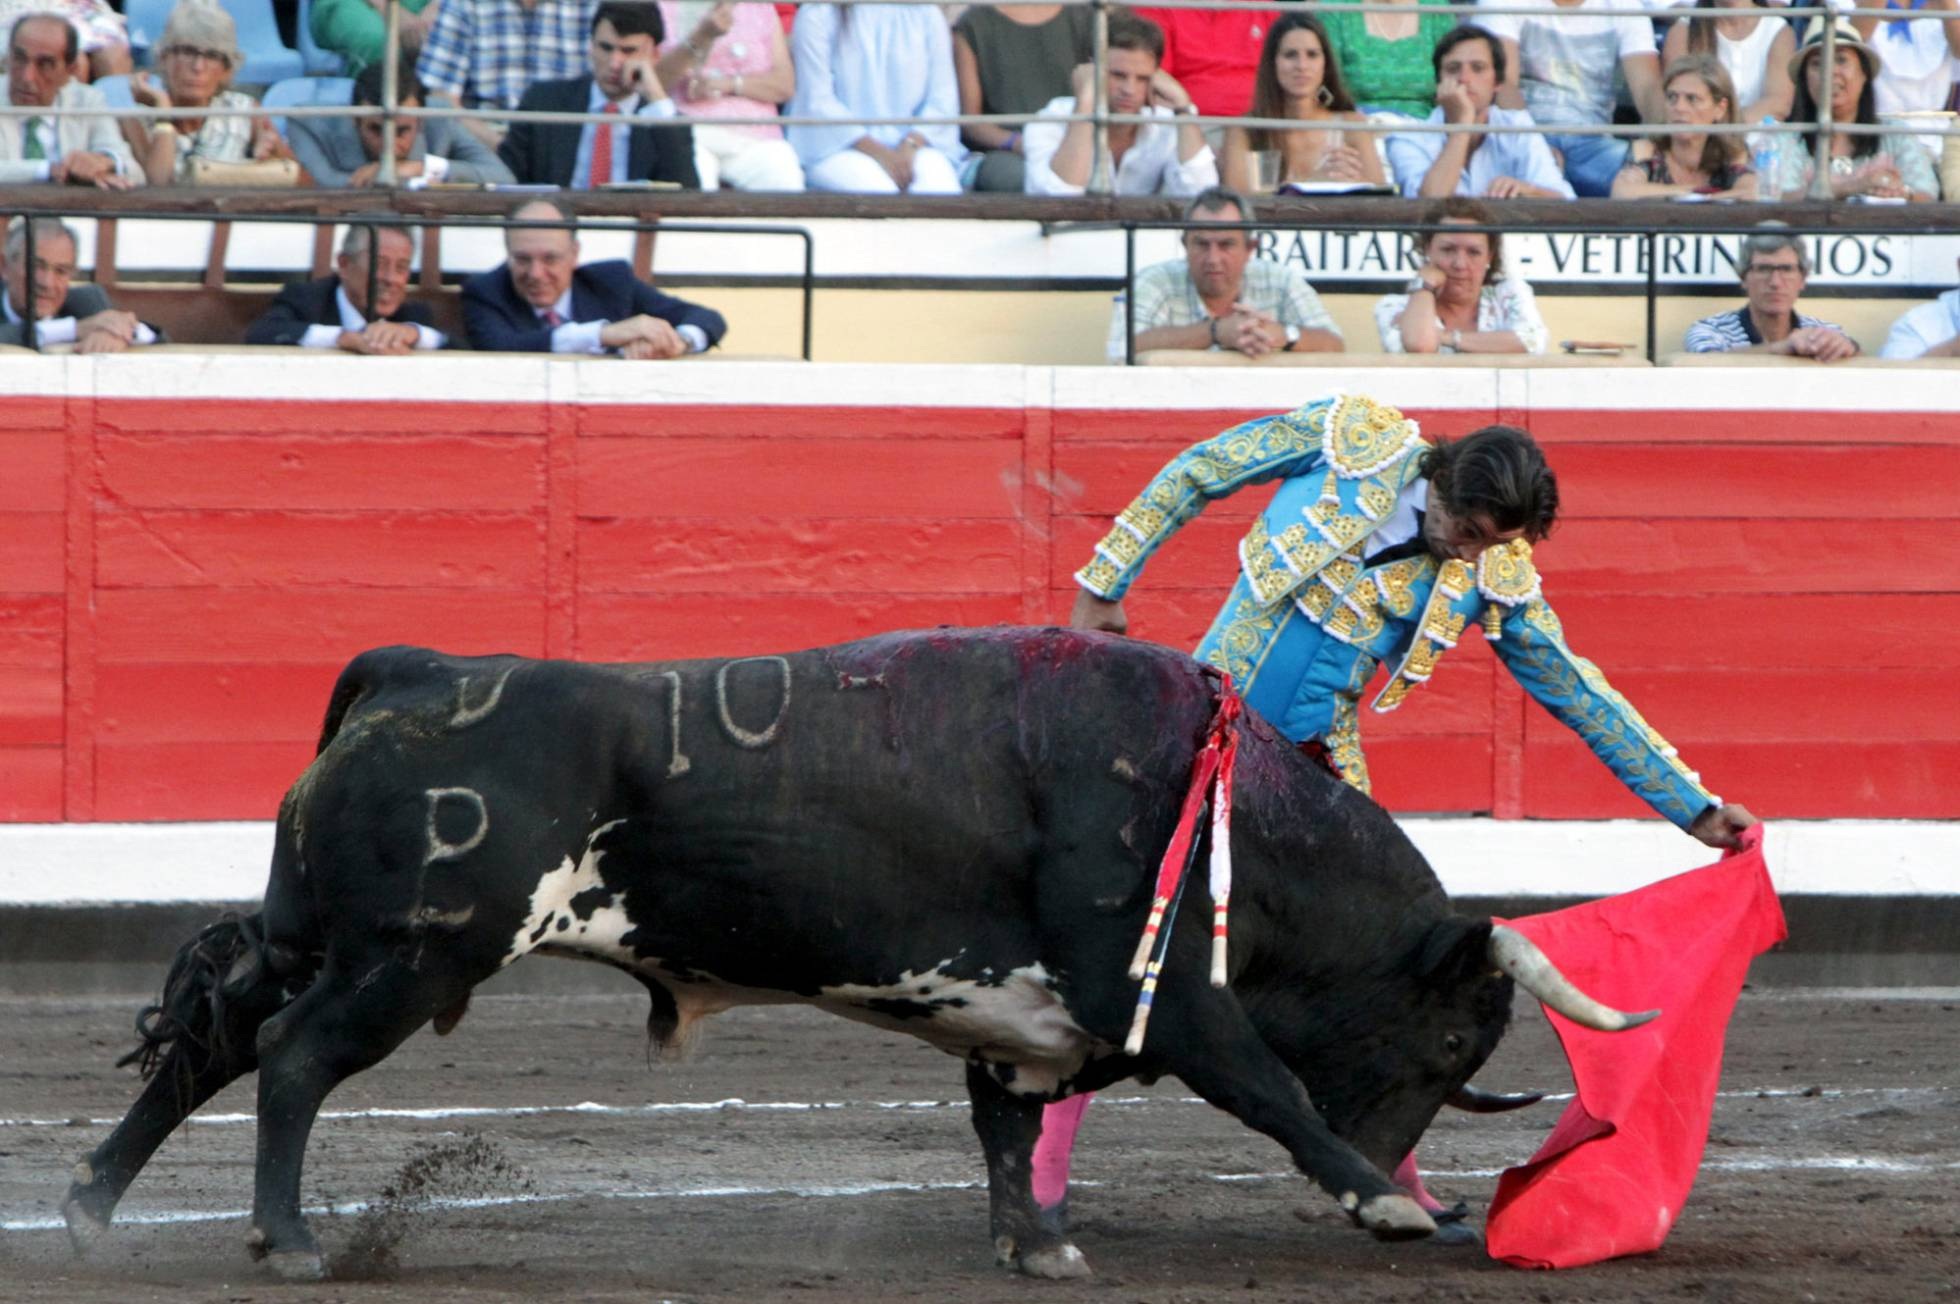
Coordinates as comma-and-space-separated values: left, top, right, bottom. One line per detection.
0, 13, 142, 186
1685, 229, 1859, 361
1, 217, 163, 350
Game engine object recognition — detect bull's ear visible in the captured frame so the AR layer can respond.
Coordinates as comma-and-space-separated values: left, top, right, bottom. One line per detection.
1416, 917, 1496, 983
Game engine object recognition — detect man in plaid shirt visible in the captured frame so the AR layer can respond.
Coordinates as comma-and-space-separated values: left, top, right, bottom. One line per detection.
1108, 186, 1343, 364
418, 0, 598, 129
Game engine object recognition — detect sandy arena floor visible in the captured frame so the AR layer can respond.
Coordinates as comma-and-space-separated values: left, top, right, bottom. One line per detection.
2, 983, 1956, 1303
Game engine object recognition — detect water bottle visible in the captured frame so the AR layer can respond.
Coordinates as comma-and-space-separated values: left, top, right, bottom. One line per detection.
1753, 119, 1779, 202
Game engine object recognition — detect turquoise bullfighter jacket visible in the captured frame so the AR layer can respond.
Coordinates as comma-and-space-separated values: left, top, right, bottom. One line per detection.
1074, 393, 1718, 830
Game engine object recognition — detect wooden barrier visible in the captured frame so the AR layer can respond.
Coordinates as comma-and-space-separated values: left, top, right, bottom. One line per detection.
1, 357, 1954, 824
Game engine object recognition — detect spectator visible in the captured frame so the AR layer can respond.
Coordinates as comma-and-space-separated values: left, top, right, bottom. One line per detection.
1320, 0, 1456, 119
786, 2, 963, 193
289, 58, 515, 187
1133, 3, 1276, 122
1685, 227, 1859, 360
246, 222, 446, 353
1374, 197, 1547, 355
1852, 0, 1960, 116
655, 1, 803, 191
1660, 0, 1795, 125
1387, 26, 1574, 199
1107, 186, 1342, 363
1, 217, 164, 350
121, 1, 289, 185
463, 197, 727, 356
1611, 56, 1758, 198
1478, 0, 1666, 197
952, 0, 1091, 192
0, 11, 139, 186
1769, 17, 1940, 201
501, 1, 699, 188
1023, 9, 1214, 197
1220, 11, 1384, 192
1879, 257, 1960, 358
310, 0, 439, 78
0, 0, 128, 79
418, 0, 596, 144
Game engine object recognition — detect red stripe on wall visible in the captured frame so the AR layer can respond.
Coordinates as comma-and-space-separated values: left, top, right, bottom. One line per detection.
5, 391, 1954, 821
576, 404, 1026, 440
1527, 407, 1960, 446
98, 434, 547, 512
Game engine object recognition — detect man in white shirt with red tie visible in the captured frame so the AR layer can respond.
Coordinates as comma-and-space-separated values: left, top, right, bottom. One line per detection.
499, 1, 700, 188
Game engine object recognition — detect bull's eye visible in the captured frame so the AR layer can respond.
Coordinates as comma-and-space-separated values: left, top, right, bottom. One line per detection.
1444, 1032, 1465, 1054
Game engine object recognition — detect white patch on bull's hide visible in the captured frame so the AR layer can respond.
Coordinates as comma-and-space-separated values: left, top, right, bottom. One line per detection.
818, 962, 1100, 1095
501, 820, 633, 968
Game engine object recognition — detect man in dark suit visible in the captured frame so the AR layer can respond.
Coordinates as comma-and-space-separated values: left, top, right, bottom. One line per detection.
288, 59, 515, 189
2, 217, 163, 350
463, 198, 726, 357
499, 1, 698, 189
246, 222, 446, 353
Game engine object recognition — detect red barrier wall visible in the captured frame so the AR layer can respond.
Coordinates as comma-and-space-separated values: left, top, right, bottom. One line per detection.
3, 359, 1955, 823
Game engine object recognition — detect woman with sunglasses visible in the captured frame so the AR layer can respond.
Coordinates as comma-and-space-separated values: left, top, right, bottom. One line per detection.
121, 0, 287, 184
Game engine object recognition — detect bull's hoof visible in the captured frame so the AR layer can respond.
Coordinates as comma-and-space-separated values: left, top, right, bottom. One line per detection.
247, 1226, 326, 1280
261, 1247, 327, 1281
1017, 1242, 1092, 1280
62, 1194, 110, 1257
1354, 1192, 1437, 1241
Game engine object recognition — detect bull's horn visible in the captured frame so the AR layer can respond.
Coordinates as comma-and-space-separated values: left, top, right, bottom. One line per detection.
1487, 924, 1660, 1032
1447, 1084, 1546, 1113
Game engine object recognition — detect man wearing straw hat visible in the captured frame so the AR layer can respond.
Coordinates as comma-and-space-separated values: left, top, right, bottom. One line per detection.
1048, 392, 1757, 1244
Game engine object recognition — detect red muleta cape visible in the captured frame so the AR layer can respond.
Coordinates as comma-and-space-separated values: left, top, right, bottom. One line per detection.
1484, 825, 1786, 1269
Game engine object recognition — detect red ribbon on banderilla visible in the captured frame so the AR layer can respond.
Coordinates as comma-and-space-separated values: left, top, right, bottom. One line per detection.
1124, 674, 1243, 1055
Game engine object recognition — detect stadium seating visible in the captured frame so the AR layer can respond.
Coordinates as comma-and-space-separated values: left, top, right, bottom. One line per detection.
121, 0, 172, 61
222, 0, 306, 85
92, 74, 137, 110
261, 74, 353, 141
295, 0, 349, 76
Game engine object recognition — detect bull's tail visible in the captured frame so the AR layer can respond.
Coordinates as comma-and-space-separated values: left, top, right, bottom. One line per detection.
119, 911, 314, 1091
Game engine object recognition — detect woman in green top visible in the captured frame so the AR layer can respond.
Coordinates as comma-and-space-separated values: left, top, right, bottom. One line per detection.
311, 0, 440, 77
1319, 0, 1456, 118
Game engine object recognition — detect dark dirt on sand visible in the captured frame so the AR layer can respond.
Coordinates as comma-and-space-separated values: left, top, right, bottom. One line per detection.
2, 983, 1956, 1303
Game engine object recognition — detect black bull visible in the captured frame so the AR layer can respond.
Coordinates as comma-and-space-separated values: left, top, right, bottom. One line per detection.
65, 627, 1645, 1279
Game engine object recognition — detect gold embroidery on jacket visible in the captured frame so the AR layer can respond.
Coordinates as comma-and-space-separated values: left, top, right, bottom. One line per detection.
1325, 394, 1424, 479
1325, 695, 1372, 795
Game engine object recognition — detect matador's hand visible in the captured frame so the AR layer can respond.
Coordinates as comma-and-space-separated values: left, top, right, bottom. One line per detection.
1688, 802, 1758, 850
1071, 590, 1127, 635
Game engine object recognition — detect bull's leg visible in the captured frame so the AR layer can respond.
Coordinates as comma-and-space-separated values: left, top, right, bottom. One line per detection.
1145, 989, 1435, 1240
248, 954, 473, 1279
65, 1046, 256, 1253
965, 1064, 1090, 1280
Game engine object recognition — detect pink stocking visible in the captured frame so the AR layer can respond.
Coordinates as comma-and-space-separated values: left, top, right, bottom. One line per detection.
1032, 1093, 1093, 1209
1392, 1149, 1448, 1214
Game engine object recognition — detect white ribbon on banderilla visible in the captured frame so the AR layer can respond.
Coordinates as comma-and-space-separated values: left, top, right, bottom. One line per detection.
1124, 676, 1242, 1055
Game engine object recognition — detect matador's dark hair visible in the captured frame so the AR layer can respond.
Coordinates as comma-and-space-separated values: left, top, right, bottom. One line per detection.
1421, 425, 1559, 542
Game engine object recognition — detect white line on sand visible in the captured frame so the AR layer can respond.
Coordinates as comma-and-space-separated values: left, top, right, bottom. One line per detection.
8, 1154, 1956, 1235
3, 1085, 1947, 1132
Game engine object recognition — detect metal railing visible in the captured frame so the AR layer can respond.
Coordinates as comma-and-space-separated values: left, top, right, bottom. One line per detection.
1115, 213, 1945, 365
5, 208, 816, 359
2, 0, 1952, 200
